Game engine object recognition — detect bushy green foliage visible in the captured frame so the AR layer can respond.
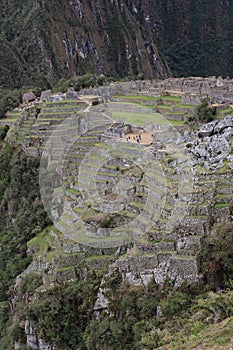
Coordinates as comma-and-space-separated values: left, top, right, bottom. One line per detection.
200, 222, 233, 289
18, 273, 43, 297
54, 74, 106, 93
100, 216, 113, 228
154, 0, 233, 77
84, 278, 162, 349
0, 89, 21, 118
0, 87, 45, 119
0, 125, 9, 140
0, 145, 50, 301
188, 98, 215, 126
195, 98, 214, 123
24, 273, 102, 350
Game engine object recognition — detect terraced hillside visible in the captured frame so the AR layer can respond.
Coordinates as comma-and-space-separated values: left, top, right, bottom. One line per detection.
3, 97, 231, 291
1, 91, 232, 349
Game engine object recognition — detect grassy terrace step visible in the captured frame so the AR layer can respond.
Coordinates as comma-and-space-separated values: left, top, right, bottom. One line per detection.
214, 193, 233, 204
128, 201, 145, 209
78, 164, 118, 175
70, 169, 118, 181
167, 119, 186, 127
103, 163, 125, 171
35, 120, 77, 127
119, 210, 138, 218
66, 151, 102, 165
66, 153, 85, 160
45, 100, 83, 106
38, 115, 78, 121
157, 105, 171, 110
178, 214, 208, 219
41, 106, 80, 111
56, 223, 129, 248
170, 254, 197, 260
96, 171, 118, 177
67, 162, 83, 170
34, 120, 77, 127
67, 150, 105, 161
113, 94, 181, 103
214, 193, 233, 199
71, 141, 98, 147
216, 185, 233, 194
213, 203, 232, 208
77, 175, 107, 185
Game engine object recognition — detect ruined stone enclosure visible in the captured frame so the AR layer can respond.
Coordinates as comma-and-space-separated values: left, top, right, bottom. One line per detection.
4, 80, 232, 294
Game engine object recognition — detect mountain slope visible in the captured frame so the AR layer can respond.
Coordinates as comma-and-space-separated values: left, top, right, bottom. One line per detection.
1, 1, 233, 88
0, 0, 169, 88
136, 0, 233, 77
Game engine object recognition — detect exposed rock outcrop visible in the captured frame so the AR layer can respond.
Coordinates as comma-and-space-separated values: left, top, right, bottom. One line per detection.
187, 115, 233, 169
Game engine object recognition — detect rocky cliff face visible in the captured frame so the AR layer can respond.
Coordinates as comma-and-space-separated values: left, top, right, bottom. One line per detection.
0, 0, 169, 88
1, 0, 233, 88
138, 0, 233, 77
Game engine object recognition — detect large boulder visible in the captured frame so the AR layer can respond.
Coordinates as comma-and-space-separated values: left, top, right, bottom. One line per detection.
198, 121, 216, 138
40, 89, 52, 102
22, 92, 36, 104
66, 87, 78, 100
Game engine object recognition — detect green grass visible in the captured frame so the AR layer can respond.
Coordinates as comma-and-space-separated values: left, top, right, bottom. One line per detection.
66, 188, 81, 196
218, 108, 232, 114
129, 201, 145, 209
214, 203, 231, 208
45, 99, 79, 105
157, 104, 171, 109
162, 95, 181, 102
113, 94, 161, 101
113, 94, 181, 103
1, 118, 18, 123
176, 103, 195, 108
112, 111, 170, 126
167, 119, 186, 126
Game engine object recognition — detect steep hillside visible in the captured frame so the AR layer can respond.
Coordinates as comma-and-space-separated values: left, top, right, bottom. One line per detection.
0, 0, 169, 88
0, 82, 232, 348
2, 0, 233, 88
135, 0, 233, 77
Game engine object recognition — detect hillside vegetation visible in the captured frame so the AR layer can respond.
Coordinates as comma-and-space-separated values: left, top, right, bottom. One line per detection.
1, 1, 233, 88
0, 0, 169, 88
0, 88, 232, 349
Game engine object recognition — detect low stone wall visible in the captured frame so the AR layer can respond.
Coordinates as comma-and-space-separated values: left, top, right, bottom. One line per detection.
109, 252, 199, 287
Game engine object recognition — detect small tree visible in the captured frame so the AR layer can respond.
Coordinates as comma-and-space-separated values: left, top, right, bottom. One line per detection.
200, 222, 233, 289
192, 98, 214, 125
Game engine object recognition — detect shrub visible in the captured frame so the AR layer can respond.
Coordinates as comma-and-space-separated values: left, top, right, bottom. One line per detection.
194, 98, 214, 124
100, 216, 113, 228
18, 273, 43, 297
200, 222, 233, 289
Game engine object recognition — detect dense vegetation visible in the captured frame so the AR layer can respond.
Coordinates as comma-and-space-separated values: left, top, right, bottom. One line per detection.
131, 0, 233, 78
0, 144, 50, 302
0, 215, 231, 349
0, 89, 22, 118
0, 90, 232, 348
2, 1, 233, 88
0, 0, 167, 88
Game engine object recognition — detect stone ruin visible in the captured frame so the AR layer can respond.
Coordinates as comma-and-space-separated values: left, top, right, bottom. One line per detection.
21, 76, 233, 108
40, 89, 52, 102
22, 91, 36, 104
6, 79, 233, 294
66, 87, 78, 100
185, 115, 233, 170
109, 76, 233, 105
